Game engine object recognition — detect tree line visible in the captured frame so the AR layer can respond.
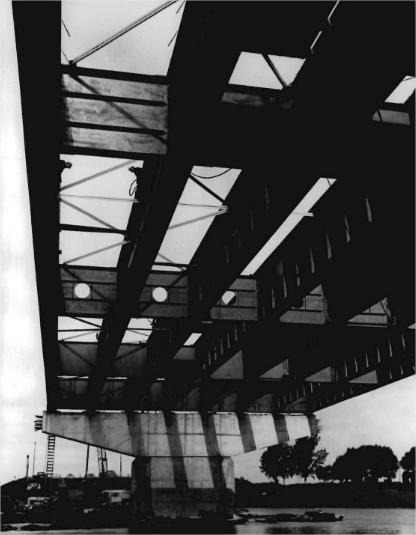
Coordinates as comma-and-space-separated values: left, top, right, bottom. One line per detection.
260, 423, 414, 485
317, 445, 415, 484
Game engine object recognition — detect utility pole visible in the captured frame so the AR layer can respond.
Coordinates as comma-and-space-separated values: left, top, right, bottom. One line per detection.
120, 455, 122, 477
25, 455, 29, 479
85, 445, 90, 479
32, 442, 37, 477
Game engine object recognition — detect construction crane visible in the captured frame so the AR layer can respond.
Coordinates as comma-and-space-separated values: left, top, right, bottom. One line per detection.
85, 445, 108, 477
97, 448, 108, 478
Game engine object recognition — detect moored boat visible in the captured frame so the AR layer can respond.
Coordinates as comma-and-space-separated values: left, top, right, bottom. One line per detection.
303, 509, 344, 521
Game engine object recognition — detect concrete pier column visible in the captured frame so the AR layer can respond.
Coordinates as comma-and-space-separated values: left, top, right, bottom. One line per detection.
43, 410, 314, 519
131, 456, 234, 519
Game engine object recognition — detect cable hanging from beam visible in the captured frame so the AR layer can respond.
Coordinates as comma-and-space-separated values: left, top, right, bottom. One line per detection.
190, 168, 233, 179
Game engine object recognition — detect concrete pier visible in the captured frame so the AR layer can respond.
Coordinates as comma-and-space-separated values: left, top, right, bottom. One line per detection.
131, 456, 235, 519
44, 411, 314, 518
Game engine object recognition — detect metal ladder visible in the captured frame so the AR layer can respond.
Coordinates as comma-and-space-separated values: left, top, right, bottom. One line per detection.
45, 434, 56, 477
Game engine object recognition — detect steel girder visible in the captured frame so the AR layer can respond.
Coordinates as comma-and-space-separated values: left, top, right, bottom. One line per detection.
86, 3, 243, 409
168, 136, 415, 409
13, 2, 62, 410
52, 321, 414, 411
141, 3, 414, 410
15, 2, 415, 412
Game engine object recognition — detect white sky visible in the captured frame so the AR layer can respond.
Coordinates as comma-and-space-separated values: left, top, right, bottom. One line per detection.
1, 0, 415, 485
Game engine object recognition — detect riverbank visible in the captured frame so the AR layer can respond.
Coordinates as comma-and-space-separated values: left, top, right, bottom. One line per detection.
235, 481, 415, 509
2, 508, 415, 535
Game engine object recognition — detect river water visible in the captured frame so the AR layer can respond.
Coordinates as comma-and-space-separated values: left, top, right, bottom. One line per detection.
15, 508, 415, 534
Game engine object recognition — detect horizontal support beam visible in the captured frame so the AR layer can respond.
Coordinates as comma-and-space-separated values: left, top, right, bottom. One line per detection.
43, 411, 314, 456
62, 127, 167, 157
60, 65, 412, 163
61, 65, 169, 86
57, 342, 194, 378
60, 265, 258, 321
53, 323, 414, 411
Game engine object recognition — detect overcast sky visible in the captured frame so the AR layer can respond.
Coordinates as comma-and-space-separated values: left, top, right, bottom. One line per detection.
1, 0, 415, 485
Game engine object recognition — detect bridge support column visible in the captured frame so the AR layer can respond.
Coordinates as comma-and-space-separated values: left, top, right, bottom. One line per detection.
131, 456, 234, 519
43, 411, 314, 519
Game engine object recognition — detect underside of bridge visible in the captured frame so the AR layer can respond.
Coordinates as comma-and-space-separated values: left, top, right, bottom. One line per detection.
14, 0, 414, 520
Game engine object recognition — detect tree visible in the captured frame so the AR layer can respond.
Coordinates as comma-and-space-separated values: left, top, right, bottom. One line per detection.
259, 420, 329, 484
362, 445, 398, 482
331, 450, 357, 483
291, 427, 328, 482
400, 447, 415, 473
260, 442, 295, 485
330, 446, 398, 483
315, 464, 333, 483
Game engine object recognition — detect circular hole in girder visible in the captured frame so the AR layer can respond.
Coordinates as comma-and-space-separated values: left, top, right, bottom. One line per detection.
293, 298, 305, 309
152, 287, 168, 303
222, 291, 237, 306
74, 283, 91, 299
